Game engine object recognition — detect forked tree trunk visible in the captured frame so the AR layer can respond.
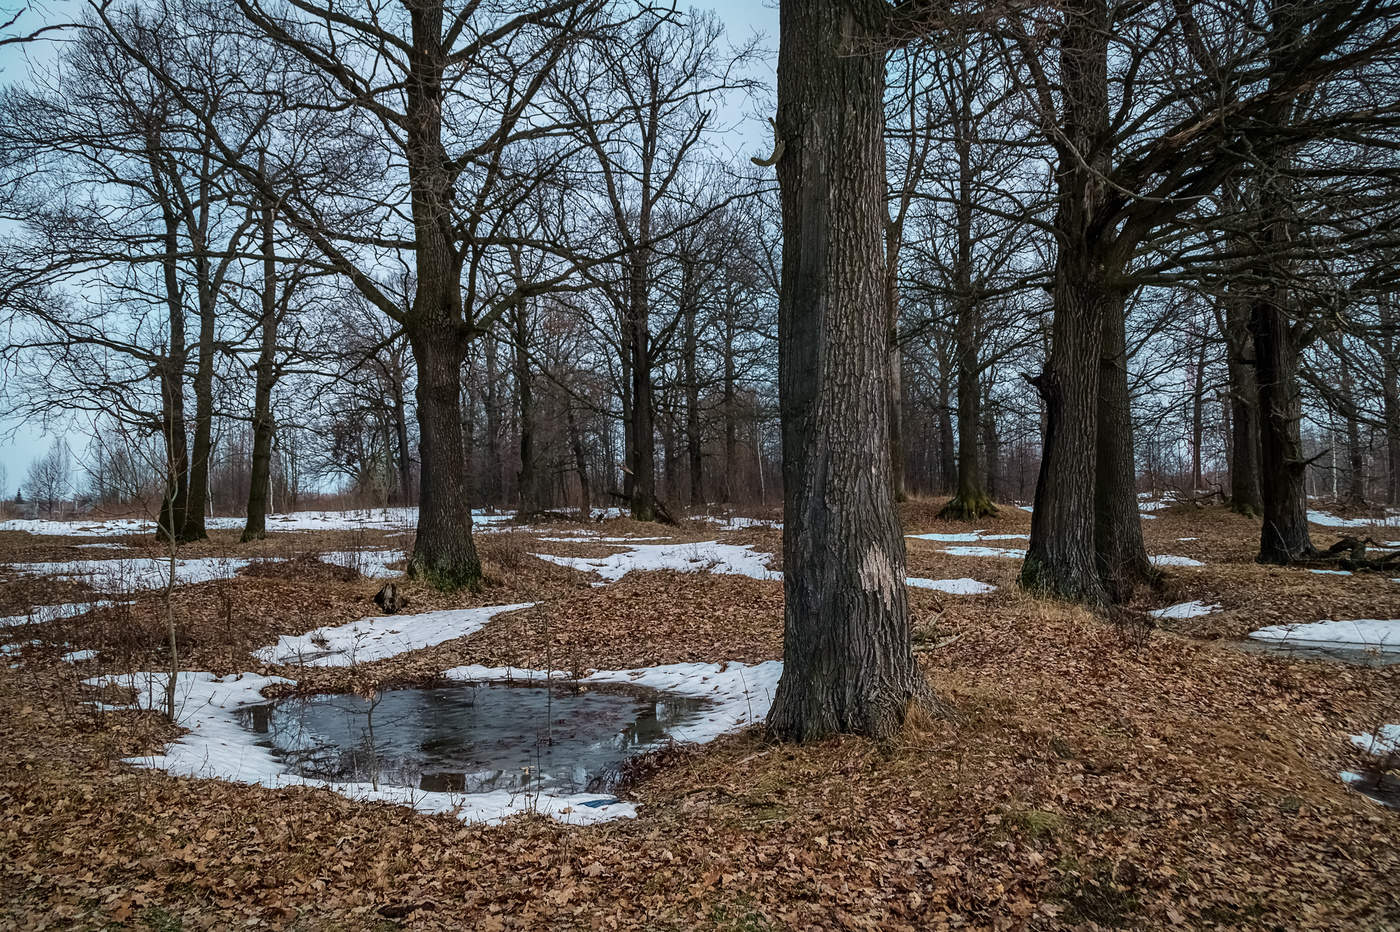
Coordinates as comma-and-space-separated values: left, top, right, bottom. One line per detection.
156, 205, 190, 543
767, 0, 923, 742
1095, 298, 1154, 601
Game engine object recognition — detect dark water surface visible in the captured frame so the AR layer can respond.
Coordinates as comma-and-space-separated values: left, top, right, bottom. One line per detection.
235, 682, 709, 795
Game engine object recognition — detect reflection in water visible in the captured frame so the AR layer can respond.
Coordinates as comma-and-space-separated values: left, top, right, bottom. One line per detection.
234, 683, 709, 796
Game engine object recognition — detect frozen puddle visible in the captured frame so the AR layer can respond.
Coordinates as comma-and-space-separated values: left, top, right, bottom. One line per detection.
253, 603, 533, 667
235, 682, 711, 796
531, 541, 781, 583
90, 660, 781, 824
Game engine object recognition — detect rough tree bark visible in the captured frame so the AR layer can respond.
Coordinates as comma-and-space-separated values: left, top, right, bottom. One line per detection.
938, 90, 996, 521
1095, 297, 1155, 601
1380, 294, 1400, 505
1021, 0, 1116, 607
767, 0, 924, 742
400, 3, 479, 587
154, 180, 190, 543
242, 197, 277, 542
1223, 292, 1264, 515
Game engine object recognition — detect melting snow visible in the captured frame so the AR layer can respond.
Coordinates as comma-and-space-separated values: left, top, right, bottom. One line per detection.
89, 659, 783, 826
1149, 600, 1221, 619
1150, 554, 1205, 567
1, 550, 402, 593
531, 541, 781, 583
1248, 618, 1399, 650
940, 545, 1026, 559
906, 577, 997, 594
0, 601, 116, 628
1307, 510, 1400, 529
252, 603, 534, 668
1310, 569, 1353, 576
1351, 725, 1400, 758
62, 649, 97, 663
907, 531, 1028, 542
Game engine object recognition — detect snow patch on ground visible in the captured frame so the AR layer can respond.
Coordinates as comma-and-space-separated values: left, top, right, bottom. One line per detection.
1310, 568, 1353, 576
0, 508, 519, 538
1, 550, 402, 593
0, 601, 116, 628
1307, 510, 1400, 529
531, 541, 781, 583
253, 603, 533, 668
1248, 618, 1399, 649
907, 531, 1028, 543
63, 649, 97, 663
1149, 600, 1221, 619
1150, 554, 1205, 567
695, 516, 782, 530
1350, 725, 1399, 758
905, 577, 997, 594
940, 544, 1025, 558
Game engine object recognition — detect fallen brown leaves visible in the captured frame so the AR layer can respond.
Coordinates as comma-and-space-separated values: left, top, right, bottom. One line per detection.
0, 504, 1397, 930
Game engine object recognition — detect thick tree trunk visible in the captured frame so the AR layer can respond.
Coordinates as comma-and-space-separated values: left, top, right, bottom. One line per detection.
409, 327, 481, 586
1190, 331, 1206, 490
483, 335, 503, 507
1223, 294, 1264, 515
242, 203, 277, 542
1381, 295, 1400, 505
1021, 0, 1114, 607
936, 342, 956, 494
629, 253, 657, 521
1335, 347, 1366, 506
1251, 297, 1315, 562
767, 0, 923, 743
1094, 297, 1154, 601
151, 141, 188, 543
567, 404, 591, 517
512, 304, 536, 514
180, 279, 215, 542
939, 103, 995, 521
683, 285, 703, 508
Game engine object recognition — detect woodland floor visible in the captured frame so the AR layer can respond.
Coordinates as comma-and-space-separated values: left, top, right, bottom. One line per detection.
0, 501, 1397, 930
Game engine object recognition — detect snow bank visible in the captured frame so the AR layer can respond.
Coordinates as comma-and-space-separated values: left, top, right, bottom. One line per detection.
531, 541, 781, 583
89, 671, 632, 825
906, 577, 997, 594
1310, 568, 1352, 577
1248, 618, 1399, 650
253, 603, 534, 668
1150, 554, 1205, 567
1149, 600, 1221, 619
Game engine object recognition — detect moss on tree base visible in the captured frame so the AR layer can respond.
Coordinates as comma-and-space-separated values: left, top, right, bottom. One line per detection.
937, 491, 1000, 521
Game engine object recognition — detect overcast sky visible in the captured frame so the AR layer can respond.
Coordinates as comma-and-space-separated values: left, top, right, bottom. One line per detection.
0, 1, 778, 496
